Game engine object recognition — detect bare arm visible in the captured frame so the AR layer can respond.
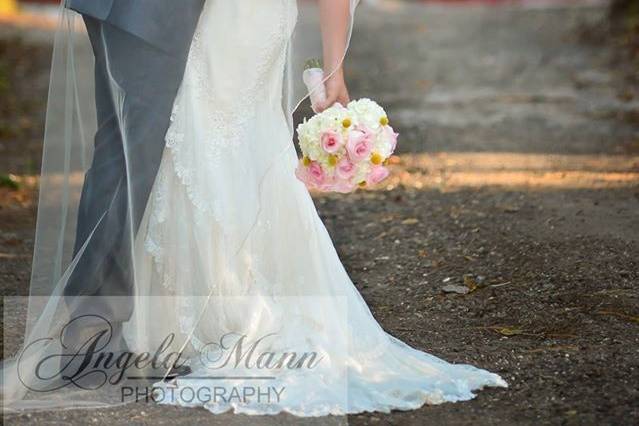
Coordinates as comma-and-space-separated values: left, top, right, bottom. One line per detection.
316, 0, 351, 111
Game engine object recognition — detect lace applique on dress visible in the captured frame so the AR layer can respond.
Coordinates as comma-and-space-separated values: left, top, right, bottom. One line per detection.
163, 0, 291, 217
145, 0, 294, 288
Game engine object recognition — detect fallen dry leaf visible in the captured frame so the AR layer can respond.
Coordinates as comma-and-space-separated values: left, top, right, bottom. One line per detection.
489, 326, 525, 336
463, 274, 478, 292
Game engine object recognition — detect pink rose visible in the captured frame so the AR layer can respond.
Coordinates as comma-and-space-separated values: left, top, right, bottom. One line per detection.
335, 157, 356, 180
385, 125, 399, 153
295, 163, 312, 187
295, 161, 326, 189
346, 128, 373, 161
307, 161, 326, 187
367, 165, 390, 185
320, 130, 343, 154
331, 179, 356, 193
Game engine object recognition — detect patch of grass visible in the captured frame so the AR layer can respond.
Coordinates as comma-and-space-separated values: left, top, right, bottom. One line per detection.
0, 174, 20, 190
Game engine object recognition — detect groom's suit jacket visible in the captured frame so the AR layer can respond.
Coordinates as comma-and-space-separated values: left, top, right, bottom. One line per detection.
67, 0, 204, 54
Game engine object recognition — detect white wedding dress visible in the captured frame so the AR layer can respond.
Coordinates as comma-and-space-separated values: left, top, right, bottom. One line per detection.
124, 0, 507, 416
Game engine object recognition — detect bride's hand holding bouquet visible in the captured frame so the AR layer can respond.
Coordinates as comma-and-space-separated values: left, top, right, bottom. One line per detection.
315, 68, 350, 113
296, 62, 399, 193
297, 1, 397, 193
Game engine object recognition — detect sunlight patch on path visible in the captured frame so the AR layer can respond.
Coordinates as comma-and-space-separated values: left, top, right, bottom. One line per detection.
382, 152, 639, 191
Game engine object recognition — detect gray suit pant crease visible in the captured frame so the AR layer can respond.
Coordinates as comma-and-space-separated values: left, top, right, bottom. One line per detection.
63, 17, 190, 326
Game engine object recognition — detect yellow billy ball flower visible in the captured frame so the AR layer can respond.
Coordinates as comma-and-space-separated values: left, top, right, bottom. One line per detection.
303, 156, 311, 166
328, 155, 338, 167
342, 118, 352, 128
370, 152, 383, 165
379, 116, 389, 126
358, 180, 367, 188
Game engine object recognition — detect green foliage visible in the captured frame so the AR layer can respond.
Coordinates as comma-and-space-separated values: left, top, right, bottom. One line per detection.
304, 58, 323, 70
0, 174, 20, 190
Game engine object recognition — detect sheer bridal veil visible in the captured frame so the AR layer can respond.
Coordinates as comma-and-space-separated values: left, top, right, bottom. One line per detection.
2, 0, 359, 411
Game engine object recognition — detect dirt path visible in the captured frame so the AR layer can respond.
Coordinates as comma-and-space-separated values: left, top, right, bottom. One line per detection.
2, 2, 638, 425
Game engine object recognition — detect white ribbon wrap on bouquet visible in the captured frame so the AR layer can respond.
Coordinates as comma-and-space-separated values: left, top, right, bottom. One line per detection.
303, 67, 327, 113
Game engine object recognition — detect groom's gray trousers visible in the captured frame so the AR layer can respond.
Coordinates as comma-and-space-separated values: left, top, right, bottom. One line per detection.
63, 2, 204, 323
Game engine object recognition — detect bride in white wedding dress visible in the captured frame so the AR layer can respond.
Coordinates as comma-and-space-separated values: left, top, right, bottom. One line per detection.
123, 0, 507, 416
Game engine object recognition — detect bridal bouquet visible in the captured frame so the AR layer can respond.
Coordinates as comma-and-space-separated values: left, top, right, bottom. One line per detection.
295, 98, 398, 193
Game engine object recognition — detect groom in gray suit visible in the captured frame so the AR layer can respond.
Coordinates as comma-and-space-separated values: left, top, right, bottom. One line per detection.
61, 0, 204, 371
